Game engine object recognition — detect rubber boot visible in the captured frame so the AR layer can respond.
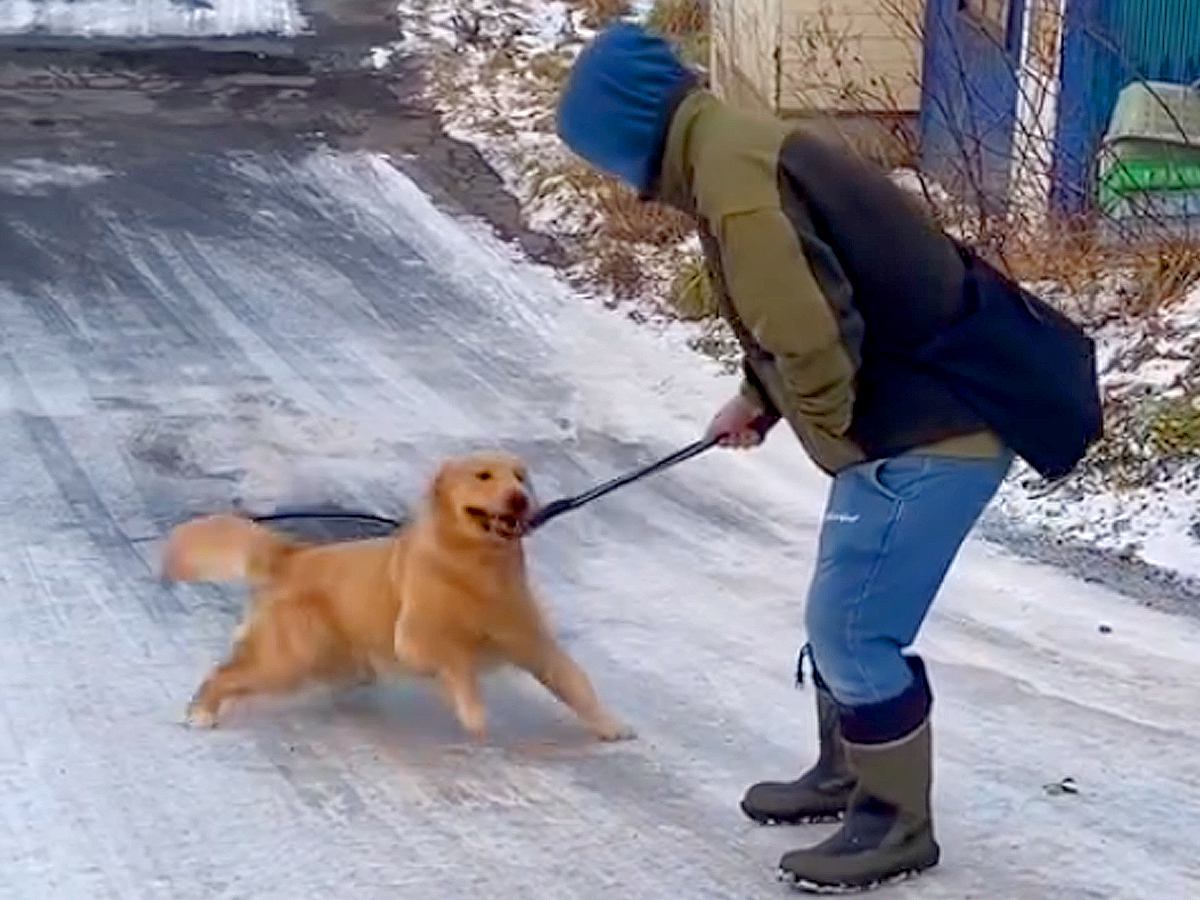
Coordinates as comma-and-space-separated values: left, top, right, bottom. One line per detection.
740, 683, 856, 824
778, 658, 940, 893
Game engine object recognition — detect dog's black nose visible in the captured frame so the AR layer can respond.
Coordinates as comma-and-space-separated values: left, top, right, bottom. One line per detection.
507, 491, 529, 515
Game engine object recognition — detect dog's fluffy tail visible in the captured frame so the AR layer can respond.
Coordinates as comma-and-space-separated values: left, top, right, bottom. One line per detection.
162, 514, 298, 586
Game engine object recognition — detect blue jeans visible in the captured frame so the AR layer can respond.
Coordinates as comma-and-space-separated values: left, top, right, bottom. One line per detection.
805, 452, 1012, 708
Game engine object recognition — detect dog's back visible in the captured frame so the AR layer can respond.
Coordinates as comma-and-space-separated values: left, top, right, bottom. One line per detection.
164, 514, 407, 655
282, 535, 408, 661
166, 515, 412, 726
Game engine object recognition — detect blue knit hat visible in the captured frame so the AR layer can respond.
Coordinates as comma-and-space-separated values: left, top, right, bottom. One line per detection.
557, 23, 697, 195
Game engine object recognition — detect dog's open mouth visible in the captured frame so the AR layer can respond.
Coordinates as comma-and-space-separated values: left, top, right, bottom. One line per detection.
464, 506, 525, 540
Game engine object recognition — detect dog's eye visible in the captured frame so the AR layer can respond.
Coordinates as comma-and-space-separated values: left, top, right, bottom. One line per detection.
515, 471, 527, 483
476, 471, 492, 482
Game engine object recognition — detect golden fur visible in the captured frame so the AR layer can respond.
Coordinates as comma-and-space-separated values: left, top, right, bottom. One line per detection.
162, 452, 632, 742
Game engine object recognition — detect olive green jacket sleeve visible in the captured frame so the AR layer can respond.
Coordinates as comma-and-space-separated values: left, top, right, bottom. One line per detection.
717, 207, 857, 439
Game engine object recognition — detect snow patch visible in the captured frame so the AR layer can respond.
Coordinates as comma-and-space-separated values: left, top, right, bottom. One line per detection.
0, 0, 305, 38
0, 159, 113, 194
366, 42, 405, 70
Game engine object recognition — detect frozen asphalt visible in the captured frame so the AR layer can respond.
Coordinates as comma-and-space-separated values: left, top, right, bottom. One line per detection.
1, 6, 1199, 899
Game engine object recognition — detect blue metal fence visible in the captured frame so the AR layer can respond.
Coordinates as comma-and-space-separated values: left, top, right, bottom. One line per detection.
922, 0, 1200, 215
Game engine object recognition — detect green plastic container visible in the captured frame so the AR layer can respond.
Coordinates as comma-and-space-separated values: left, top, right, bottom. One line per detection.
1097, 79, 1200, 213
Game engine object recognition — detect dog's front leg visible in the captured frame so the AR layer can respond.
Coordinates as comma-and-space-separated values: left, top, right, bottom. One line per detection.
523, 644, 635, 742
437, 662, 487, 740
393, 618, 438, 677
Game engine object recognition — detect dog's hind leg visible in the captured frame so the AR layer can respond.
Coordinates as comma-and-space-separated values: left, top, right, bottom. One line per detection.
185, 646, 314, 728
187, 658, 269, 728
185, 605, 329, 728
520, 644, 635, 742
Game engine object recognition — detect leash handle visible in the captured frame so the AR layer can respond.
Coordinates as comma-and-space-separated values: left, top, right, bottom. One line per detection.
526, 415, 774, 532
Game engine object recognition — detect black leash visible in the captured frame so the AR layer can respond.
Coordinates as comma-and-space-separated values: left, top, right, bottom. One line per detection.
247, 418, 773, 536
250, 510, 404, 529
527, 415, 775, 531
525, 435, 719, 531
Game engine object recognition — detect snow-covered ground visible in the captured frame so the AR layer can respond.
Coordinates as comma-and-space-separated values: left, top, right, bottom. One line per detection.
390, 0, 1200, 585
0, 0, 304, 39
1, 141, 1198, 897
994, 284, 1200, 579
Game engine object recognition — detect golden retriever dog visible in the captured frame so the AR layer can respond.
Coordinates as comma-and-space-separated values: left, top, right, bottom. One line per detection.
163, 452, 633, 742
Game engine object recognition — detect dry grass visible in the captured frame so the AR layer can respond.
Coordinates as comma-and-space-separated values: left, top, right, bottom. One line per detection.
668, 252, 718, 319
524, 49, 575, 120
534, 163, 692, 245
592, 243, 646, 299
996, 226, 1200, 320
529, 159, 695, 299
1131, 240, 1200, 312
646, 0, 708, 36
527, 50, 572, 84
1149, 394, 1200, 457
574, 0, 631, 29
647, 0, 710, 64
595, 183, 692, 245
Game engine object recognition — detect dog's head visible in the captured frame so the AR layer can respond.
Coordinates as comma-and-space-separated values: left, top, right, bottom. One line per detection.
430, 452, 534, 543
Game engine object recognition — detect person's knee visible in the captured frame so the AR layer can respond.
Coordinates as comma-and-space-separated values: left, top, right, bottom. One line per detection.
803, 632, 931, 742
804, 583, 862, 699
803, 617, 913, 707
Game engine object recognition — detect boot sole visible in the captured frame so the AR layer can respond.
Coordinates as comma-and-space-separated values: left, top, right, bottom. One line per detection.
740, 801, 845, 826
777, 859, 937, 894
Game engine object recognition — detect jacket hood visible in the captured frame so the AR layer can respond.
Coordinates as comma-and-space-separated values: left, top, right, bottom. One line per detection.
556, 23, 697, 196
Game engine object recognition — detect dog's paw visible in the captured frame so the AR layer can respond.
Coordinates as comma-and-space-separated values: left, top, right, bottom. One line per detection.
454, 710, 488, 742
592, 719, 637, 742
463, 721, 489, 742
183, 704, 218, 730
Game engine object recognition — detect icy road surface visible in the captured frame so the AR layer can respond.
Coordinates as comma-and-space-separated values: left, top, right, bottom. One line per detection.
0, 149, 1198, 899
